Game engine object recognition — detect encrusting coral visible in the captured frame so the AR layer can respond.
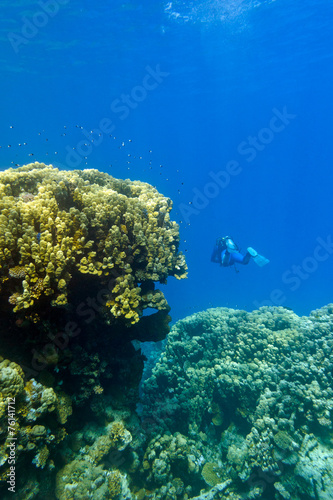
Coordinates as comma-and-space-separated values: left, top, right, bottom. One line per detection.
0, 356, 72, 487
0, 162, 187, 324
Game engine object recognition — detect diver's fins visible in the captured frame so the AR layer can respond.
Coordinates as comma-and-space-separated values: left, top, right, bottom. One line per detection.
247, 247, 270, 267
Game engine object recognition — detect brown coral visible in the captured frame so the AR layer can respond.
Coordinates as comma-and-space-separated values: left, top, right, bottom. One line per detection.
8, 266, 26, 279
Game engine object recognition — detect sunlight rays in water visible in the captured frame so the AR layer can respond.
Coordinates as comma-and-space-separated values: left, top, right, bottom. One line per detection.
164, 0, 276, 24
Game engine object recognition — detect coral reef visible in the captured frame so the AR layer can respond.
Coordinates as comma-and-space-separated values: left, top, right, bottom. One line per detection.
0, 161, 188, 500
0, 356, 72, 494
0, 162, 187, 324
55, 417, 134, 500
141, 432, 205, 493
141, 305, 333, 499
55, 459, 131, 500
66, 345, 111, 406
5, 161, 333, 499
3, 301, 333, 499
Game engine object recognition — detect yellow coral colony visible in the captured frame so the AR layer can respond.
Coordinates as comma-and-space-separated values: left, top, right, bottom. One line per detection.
0, 163, 187, 324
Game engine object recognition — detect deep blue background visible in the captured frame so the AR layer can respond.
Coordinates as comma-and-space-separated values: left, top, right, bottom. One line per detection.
1, 0, 333, 323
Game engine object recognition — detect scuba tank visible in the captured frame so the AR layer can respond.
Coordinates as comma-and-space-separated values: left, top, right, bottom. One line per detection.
224, 237, 239, 252
216, 236, 239, 252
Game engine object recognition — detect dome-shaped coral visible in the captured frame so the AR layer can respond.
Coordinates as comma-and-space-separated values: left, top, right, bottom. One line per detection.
0, 359, 24, 398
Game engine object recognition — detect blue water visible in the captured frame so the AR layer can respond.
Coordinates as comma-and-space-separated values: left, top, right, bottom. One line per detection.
1, 0, 333, 323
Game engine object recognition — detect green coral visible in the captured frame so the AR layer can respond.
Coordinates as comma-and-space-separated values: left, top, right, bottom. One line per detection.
0, 162, 187, 324
201, 462, 225, 487
143, 306, 333, 435
142, 431, 204, 494
273, 430, 296, 452
0, 358, 25, 397
141, 304, 333, 498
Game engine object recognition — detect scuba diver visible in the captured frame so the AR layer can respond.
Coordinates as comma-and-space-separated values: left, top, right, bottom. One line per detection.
211, 236, 269, 268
